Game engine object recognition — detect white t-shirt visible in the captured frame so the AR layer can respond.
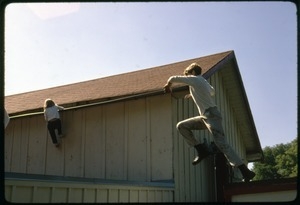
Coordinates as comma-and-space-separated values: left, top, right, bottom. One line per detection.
168, 75, 216, 115
44, 105, 64, 121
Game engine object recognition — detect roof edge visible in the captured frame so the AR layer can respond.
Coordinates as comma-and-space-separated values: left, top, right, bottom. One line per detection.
9, 89, 166, 118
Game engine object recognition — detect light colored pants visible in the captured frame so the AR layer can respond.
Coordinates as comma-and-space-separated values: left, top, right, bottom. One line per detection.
176, 106, 243, 166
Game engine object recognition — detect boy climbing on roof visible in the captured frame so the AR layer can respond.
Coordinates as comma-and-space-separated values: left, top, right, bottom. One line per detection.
43, 99, 64, 147
163, 63, 255, 182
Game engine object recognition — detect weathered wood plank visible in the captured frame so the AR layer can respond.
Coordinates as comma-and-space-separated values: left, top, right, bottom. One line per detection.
126, 98, 147, 181
27, 116, 46, 174
64, 109, 83, 177
148, 95, 173, 181
10, 118, 23, 173
104, 103, 125, 180
84, 106, 105, 179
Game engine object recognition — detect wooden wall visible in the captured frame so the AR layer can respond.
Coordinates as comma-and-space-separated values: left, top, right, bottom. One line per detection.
5, 94, 173, 182
5, 178, 174, 203
5, 70, 248, 203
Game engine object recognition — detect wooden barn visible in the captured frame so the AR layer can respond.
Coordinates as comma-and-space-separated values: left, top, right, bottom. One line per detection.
4, 50, 263, 203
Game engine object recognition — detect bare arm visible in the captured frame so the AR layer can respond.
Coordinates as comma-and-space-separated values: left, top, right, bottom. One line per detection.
56, 105, 65, 111
163, 81, 172, 93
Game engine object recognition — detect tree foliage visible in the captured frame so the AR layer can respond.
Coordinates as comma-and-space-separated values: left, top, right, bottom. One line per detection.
252, 138, 298, 180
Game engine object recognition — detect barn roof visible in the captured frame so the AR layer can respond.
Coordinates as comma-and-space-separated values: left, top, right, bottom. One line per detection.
5, 50, 231, 115
5, 50, 263, 161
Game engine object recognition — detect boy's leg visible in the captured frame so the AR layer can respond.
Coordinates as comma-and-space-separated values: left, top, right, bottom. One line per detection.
55, 119, 62, 135
176, 116, 206, 147
202, 108, 243, 166
203, 109, 255, 181
47, 122, 58, 144
177, 117, 211, 165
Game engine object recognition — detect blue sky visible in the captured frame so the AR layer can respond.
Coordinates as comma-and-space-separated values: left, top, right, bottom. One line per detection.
4, 2, 297, 149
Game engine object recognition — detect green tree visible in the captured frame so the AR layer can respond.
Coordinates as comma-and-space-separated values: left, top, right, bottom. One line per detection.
275, 138, 298, 178
252, 138, 297, 180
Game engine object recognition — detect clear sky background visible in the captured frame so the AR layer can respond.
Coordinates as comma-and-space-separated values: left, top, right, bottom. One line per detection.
4, 2, 297, 149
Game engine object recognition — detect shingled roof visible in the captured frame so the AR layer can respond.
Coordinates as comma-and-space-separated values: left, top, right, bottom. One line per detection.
5, 51, 232, 115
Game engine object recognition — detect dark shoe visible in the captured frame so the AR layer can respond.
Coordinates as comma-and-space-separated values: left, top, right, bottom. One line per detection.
192, 143, 210, 165
238, 164, 256, 182
55, 143, 60, 148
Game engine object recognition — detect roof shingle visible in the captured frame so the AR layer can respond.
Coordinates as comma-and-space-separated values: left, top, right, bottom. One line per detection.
5, 51, 232, 115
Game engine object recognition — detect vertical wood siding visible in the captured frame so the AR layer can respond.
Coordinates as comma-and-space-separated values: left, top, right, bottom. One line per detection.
5, 95, 173, 182
5, 70, 248, 203
5, 179, 174, 203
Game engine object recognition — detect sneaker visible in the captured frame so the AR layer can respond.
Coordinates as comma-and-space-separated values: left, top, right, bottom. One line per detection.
238, 164, 256, 182
243, 171, 256, 182
192, 143, 211, 165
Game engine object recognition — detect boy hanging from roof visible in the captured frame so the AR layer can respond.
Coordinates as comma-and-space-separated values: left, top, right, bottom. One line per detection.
164, 63, 255, 182
43, 99, 64, 147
